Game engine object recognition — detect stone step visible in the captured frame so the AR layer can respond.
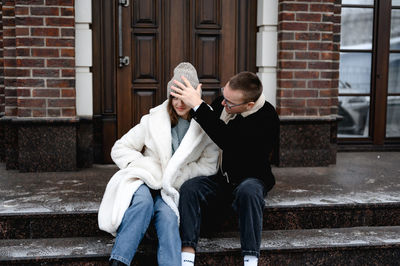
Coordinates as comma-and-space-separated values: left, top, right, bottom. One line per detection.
1, 226, 400, 265
2, 201, 400, 239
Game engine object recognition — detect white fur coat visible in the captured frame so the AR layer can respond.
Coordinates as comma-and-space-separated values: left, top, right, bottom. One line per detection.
98, 100, 219, 236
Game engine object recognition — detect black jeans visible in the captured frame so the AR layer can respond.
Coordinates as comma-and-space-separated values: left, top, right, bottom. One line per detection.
179, 174, 267, 258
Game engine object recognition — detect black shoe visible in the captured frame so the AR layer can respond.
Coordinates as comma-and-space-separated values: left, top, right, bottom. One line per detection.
109, 259, 126, 266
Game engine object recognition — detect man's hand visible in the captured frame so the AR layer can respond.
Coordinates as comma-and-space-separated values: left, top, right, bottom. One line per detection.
170, 76, 203, 108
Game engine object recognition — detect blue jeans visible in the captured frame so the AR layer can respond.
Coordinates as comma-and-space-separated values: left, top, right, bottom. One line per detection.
110, 184, 181, 266
179, 175, 266, 258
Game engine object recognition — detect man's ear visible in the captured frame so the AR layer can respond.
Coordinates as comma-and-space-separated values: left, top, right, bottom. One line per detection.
246, 101, 255, 110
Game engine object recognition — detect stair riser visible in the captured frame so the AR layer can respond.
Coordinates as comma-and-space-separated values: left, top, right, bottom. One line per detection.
1, 246, 399, 266
2, 203, 400, 239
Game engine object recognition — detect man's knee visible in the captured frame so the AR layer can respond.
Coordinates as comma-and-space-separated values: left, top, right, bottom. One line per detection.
234, 178, 265, 205
180, 176, 205, 197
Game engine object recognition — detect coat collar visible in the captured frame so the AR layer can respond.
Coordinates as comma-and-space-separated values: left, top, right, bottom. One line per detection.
220, 93, 266, 124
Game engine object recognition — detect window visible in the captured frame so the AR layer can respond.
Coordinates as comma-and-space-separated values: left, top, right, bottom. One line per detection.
339, 0, 400, 146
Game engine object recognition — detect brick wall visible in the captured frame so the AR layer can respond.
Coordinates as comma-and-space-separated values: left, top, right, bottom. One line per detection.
2, 0, 75, 118
277, 0, 340, 116
0, 2, 4, 116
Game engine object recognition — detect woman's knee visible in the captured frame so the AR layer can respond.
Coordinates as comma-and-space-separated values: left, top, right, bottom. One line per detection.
129, 185, 153, 212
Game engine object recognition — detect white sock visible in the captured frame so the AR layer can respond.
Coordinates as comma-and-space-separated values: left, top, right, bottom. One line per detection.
244, 255, 258, 266
182, 251, 195, 266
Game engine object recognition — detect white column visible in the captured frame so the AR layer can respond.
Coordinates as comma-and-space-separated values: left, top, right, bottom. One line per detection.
257, 0, 278, 107
75, 0, 93, 117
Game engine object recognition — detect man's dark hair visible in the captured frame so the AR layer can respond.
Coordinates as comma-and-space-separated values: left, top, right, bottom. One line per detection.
228, 71, 262, 102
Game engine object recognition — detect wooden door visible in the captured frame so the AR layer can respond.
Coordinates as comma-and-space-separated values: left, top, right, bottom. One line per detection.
92, 0, 256, 163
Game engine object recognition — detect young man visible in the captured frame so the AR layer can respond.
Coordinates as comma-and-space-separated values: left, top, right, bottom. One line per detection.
171, 72, 279, 266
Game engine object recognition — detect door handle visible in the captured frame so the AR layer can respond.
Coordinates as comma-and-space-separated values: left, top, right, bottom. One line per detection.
118, 0, 130, 67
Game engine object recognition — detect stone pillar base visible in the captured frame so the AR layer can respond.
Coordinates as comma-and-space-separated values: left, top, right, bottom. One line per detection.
0, 118, 93, 172
278, 116, 338, 167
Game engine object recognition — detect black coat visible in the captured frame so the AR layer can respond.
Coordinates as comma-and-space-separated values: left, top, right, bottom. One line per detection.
190, 96, 280, 191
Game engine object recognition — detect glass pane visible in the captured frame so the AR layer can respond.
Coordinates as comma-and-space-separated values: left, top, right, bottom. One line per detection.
342, 0, 373, 4
338, 96, 370, 138
393, 0, 400, 7
386, 96, 400, 137
391, 10, 400, 50
339, 52, 372, 93
341, 8, 374, 49
388, 53, 400, 93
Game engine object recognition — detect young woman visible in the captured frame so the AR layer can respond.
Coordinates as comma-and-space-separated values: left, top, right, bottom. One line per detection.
98, 63, 219, 266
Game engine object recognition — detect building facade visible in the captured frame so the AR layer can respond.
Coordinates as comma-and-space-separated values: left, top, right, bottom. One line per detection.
0, 0, 398, 171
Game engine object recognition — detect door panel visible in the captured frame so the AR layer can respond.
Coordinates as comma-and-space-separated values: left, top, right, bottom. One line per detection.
110, 0, 255, 156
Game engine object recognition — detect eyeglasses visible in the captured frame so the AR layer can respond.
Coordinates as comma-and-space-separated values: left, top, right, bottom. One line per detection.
220, 87, 248, 109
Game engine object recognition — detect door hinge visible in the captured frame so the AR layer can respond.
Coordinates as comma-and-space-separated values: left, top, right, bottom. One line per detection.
119, 0, 129, 7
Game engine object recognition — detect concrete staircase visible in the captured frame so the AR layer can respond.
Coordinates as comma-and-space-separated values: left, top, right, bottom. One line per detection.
1, 152, 400, 265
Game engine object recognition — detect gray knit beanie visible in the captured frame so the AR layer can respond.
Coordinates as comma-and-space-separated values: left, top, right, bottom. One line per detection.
167, 62, 200, 97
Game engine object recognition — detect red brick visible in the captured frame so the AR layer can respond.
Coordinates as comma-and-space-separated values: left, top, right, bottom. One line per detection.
15, 17, 44, 26
278, 71, 293, 79
61, 89, 75, 97
279, 13, 295, 21
16, 37, 44, 47
31, 28, 59, 37
322, 33, 333, 41
32, 109, 46, 117
308, 42, 333, 51
319, 89, 334, 97
46, 0, 73, 6
277, 89, 293, 97
279, 32, 294, 41
279, 80, 306, 88
17, 59, 45, 67
32, 88, 60, 97
306, 108, 318, 116
294, 71, 319, 79
279, 51, 294, 59
61, 49, 74, 57
46, 38, 74, 47
4, 28, 16, 37
4, 39, 17, 47
308, 61, 332, 69
308, 80, 332, 88
307, 99, 332, 107
15, 0, 44, 4
280, 99, 306, 107
48, 108, 61, 117
33, 69, 60, 77
309, 23, 333, 32
310, 4, 334, 13
47, 58, 74, 67
280, 42, 307, 50
296, 13, 321, 22
322, 14, 333, 23
61, 108, 75, 117
18, 108, 32, 117
4, 49, 17, 57
319, 108, 331, 116
277, 107, 305, 116
61, 28, 74, 37
32, 48, 59, 57
47, 79, 74, 88
61, 69, 75, 77
45, 17, 74, 27
31, 7, 59, 16
294, 89, 318, 98
279, 61, 307, 69
280, 3, 308, 12
15, 27, 29, 36
18, 98, 46, 108
5, 68, 30, 77
17, 88, 31, 96
61, 7, 73, 16
16, 78, 45, 87
280, 22, 308, 31
48, 98, 75, 108
295, 52, 319, 60
295, 33, 320, 41
6, 108, 18, 116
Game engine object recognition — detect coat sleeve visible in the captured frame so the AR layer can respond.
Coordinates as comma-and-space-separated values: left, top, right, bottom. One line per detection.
174, 138, 219, 189
110, 116, 147, 169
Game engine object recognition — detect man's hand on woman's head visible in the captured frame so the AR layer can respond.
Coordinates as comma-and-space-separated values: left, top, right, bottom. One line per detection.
170, 76, 203, 108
